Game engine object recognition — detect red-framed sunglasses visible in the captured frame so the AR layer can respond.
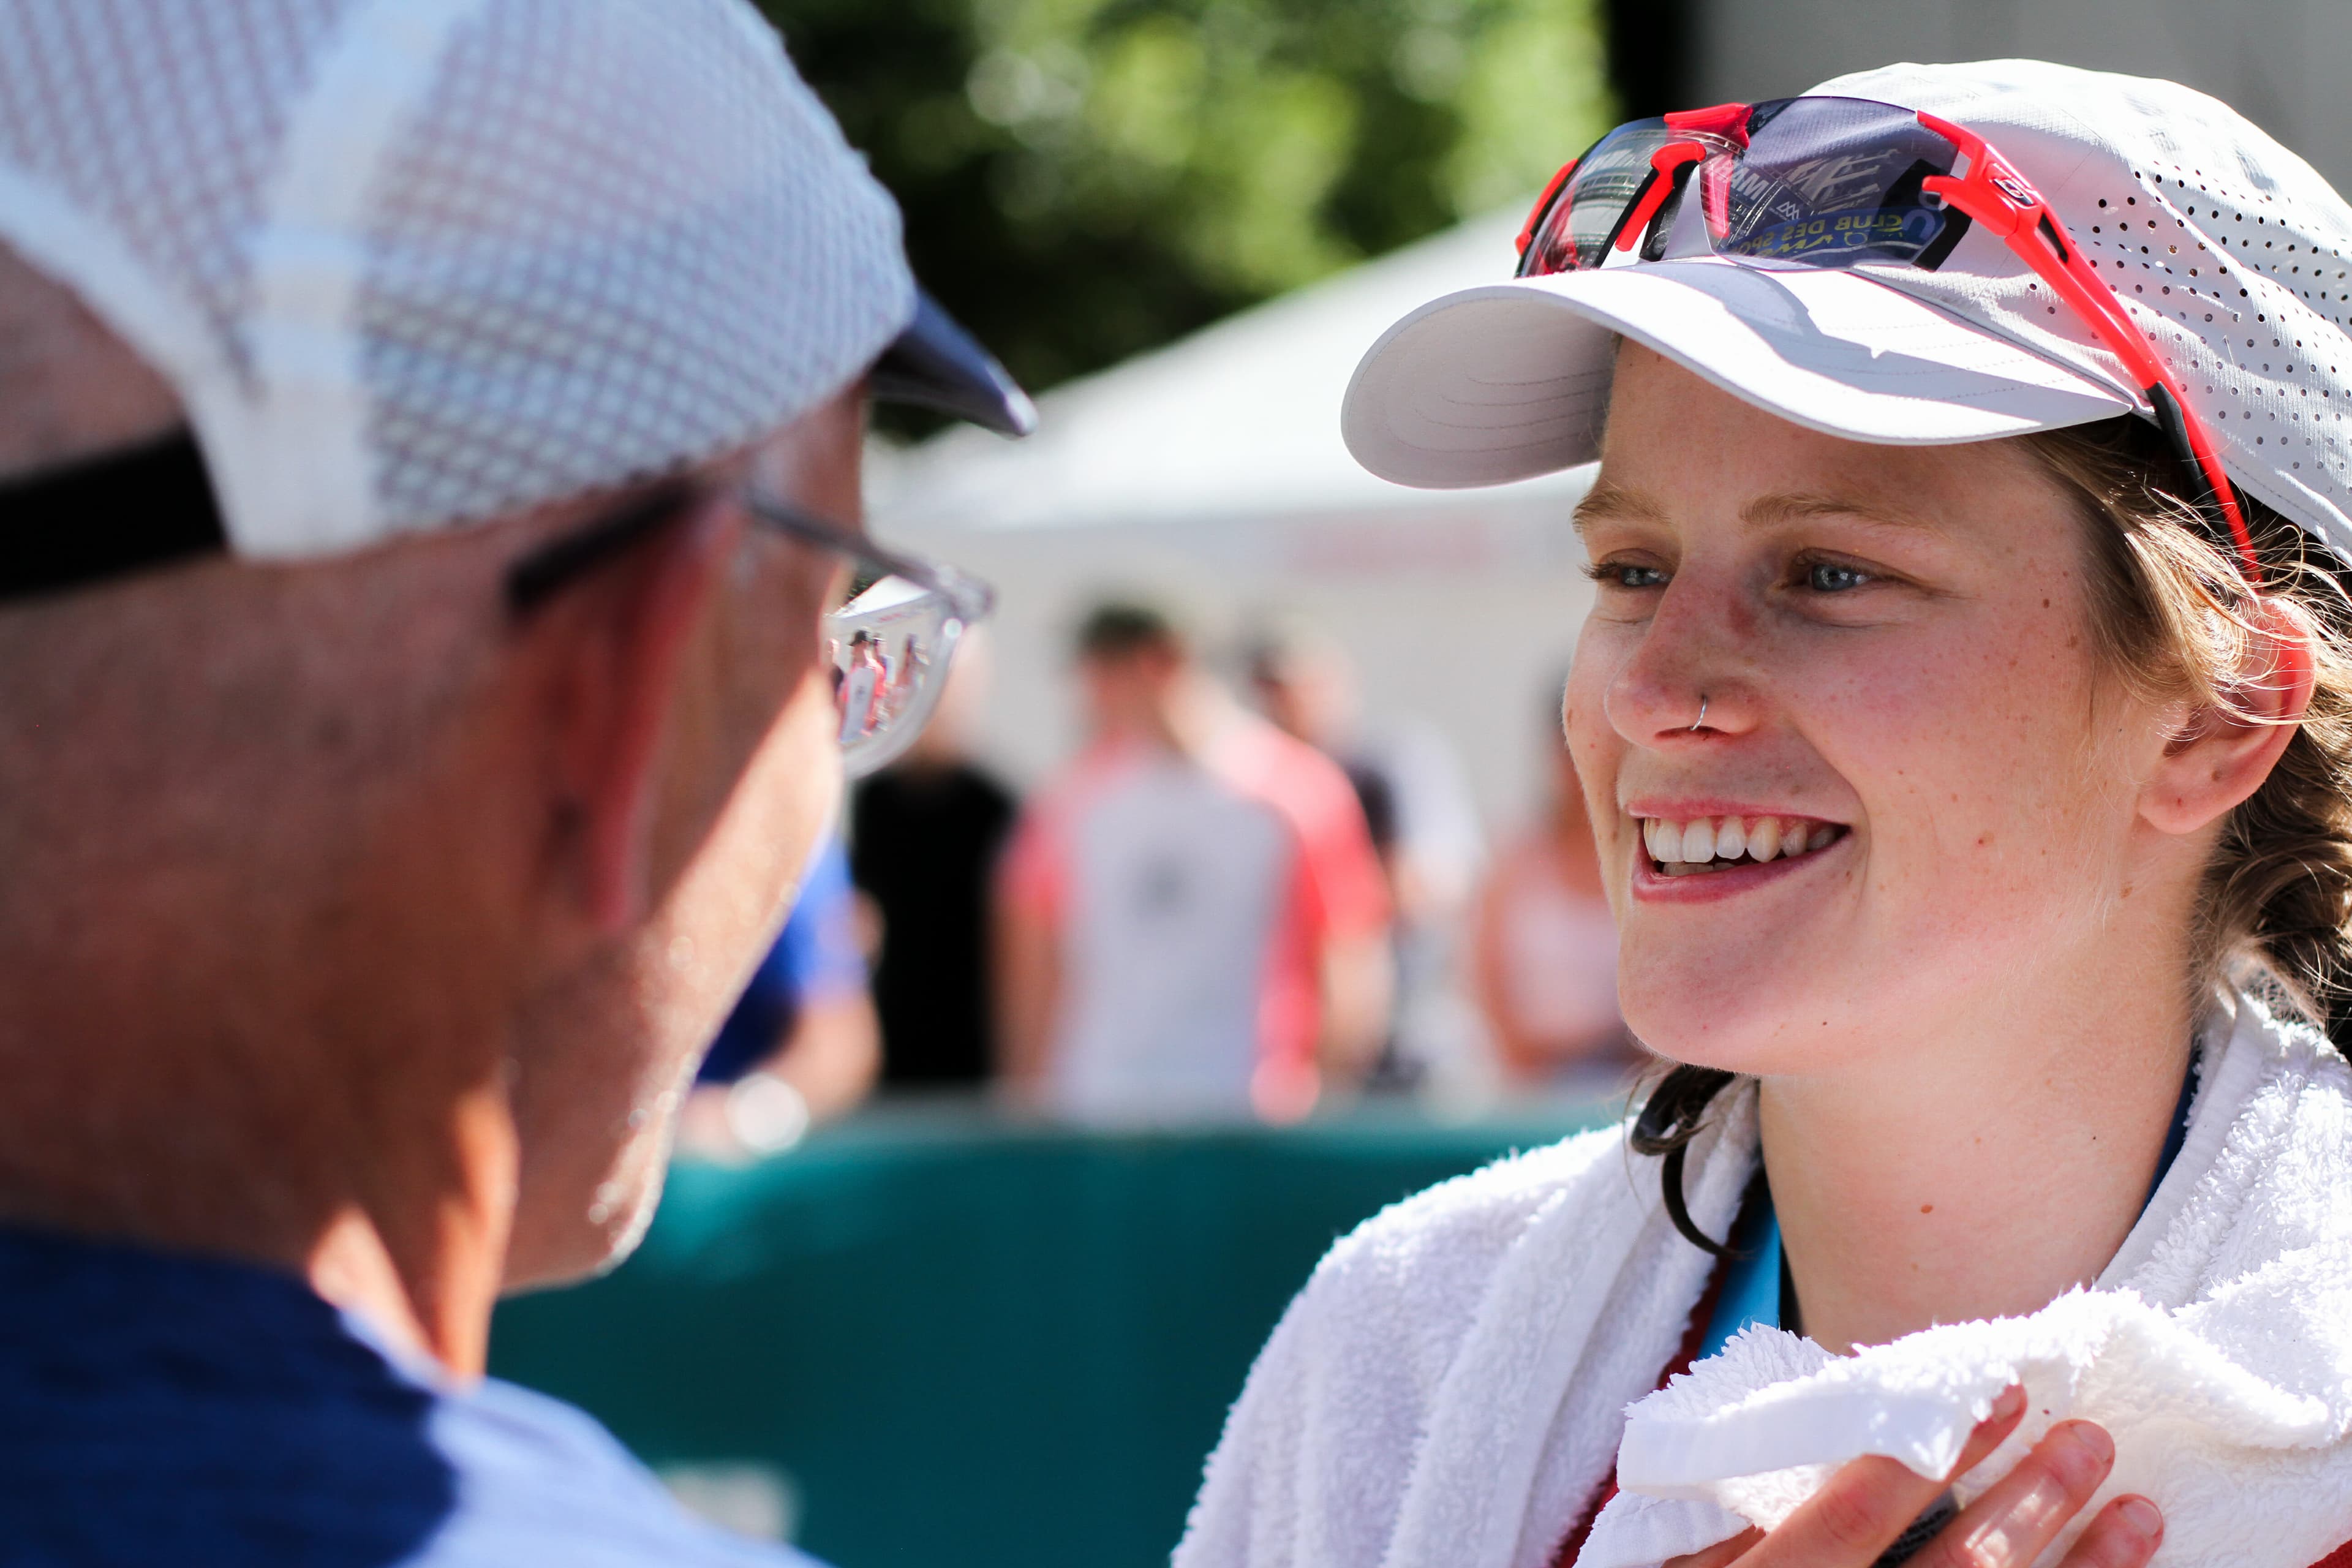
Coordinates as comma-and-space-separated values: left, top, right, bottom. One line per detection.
1515, 96, 2258, 580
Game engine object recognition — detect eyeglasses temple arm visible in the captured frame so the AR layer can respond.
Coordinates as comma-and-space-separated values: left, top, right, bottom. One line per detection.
1917, 113, 2258, 579
505, 481, 697, 615
2021, 213, 2253, 563
747, 494, 997, 625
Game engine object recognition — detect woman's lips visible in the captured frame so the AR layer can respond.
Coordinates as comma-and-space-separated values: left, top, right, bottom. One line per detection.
1626, 810, 1850, 901
1640, 812, 1842, 870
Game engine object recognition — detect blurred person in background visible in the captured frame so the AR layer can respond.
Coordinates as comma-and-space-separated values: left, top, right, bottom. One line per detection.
1470, 675, 1635, 1094
838, 630, 889, 744
1246, 622, 1403, 864
680, 835, 880, 1158
0, 1, 1029, 1560
998, 601, 1392, 1123
851, 631, 1018, 1090
1245, 620, 1485, 1093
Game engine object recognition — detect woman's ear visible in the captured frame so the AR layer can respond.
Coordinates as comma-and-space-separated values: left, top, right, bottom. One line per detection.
2139, 600, 2316, 836
527, 492, 741, 937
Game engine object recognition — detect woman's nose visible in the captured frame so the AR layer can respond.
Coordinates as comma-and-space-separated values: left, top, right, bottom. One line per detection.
1605, 579, 1756, 744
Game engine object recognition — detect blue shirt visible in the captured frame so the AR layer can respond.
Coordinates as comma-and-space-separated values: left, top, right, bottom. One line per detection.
698, 837, 868, 1085
0, 1226, 819, 1567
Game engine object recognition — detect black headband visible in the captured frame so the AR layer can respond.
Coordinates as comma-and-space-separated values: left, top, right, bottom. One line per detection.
0, 429, 228, 603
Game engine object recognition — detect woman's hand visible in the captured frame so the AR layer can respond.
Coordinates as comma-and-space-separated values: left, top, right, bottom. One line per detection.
1662, 1387, 2164, 1568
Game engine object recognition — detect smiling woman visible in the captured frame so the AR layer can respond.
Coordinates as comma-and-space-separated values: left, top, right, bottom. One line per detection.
1176, 59, 2352, 1568
1593, 345, 2342, 1304
1619, 392, 2352, 1260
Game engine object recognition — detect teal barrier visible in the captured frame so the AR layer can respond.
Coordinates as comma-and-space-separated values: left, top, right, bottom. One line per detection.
489, 1099, 1610, 1568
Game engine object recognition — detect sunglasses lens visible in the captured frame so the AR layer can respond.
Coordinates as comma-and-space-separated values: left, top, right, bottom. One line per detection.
1523, 98, 1970, 279
824, 577, 971, 777
1712, 97, 1967, 269
1522, 119, 1678, 276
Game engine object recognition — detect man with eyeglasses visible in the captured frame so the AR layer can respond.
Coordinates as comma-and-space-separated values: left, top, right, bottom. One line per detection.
0, 2, 1025, 1562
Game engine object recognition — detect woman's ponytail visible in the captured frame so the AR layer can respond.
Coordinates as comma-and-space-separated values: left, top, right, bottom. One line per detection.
1629, 1063, 1738, 1256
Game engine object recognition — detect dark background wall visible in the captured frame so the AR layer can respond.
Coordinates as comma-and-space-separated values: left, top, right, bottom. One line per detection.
1604, 0, 1695, 120
1679, 0, 2351, 193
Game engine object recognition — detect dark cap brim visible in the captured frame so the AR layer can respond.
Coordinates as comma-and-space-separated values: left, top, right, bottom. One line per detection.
870, 288, 1038, 437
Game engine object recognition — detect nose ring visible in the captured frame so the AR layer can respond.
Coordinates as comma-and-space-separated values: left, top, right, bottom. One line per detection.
1690, 695, 1709, 733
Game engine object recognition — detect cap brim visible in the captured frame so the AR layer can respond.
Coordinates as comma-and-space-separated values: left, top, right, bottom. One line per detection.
870, 288, 1038, 437
1341, 257, 2134, 489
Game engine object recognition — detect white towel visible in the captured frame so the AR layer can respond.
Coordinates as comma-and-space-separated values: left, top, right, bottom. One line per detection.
1175, 995, 2352, 1568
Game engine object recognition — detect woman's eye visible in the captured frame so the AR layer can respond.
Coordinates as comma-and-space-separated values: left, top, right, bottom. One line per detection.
1803, 560, 1872, 594
1598, 562, 1668, 590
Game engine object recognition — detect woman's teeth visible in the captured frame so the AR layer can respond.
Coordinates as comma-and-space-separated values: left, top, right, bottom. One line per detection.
1640, 815, 1839, 876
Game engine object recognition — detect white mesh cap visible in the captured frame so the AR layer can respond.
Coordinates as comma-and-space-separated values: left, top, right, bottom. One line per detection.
0, 0, 914, 557
1342, 59, 2352, 566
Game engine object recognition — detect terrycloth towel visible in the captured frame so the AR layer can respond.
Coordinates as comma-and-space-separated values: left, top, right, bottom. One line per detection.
1175, 995, 2352, 1568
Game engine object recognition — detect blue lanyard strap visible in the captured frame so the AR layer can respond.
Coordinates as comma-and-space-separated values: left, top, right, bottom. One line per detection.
1699, 1175, 1785, 1359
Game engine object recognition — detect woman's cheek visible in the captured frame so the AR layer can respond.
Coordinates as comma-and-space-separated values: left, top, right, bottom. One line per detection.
1564, 617, 1635, 745
1559, 728, 1613, 859
1821, 640, 2107, 942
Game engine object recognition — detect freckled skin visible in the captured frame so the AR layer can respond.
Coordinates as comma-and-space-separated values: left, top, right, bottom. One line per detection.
1567, 342, 2323, 1363
1568, 345, 2193, 1079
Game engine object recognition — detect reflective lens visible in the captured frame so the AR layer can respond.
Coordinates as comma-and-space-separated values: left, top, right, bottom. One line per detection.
742, 477, 995, 780
1520, 118, 1686, 276
1518, 97, 1971, 279
1713, 97, 1969, 269
824, 567, 984, 777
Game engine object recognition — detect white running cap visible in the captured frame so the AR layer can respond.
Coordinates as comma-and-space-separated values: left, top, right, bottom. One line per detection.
0, 0, 916, 559
1343, 59, 2352, 565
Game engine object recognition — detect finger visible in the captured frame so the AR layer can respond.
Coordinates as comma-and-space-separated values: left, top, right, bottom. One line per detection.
2054, 1497, 2163, 1568
1739, 1386, 2026, 1568
1918, 1420, 2117, 1568
1943, 1385, 2029, 1482
1743, 1455, 1953, 1567
1664, 1528, 1763, 1568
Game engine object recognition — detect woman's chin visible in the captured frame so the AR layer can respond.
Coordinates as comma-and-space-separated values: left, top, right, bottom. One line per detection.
1617, 967, 1826, 1076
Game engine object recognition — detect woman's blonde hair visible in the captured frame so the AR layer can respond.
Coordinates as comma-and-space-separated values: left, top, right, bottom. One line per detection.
2030, 415, 2352, 1023
1632, 414, 2352, 1254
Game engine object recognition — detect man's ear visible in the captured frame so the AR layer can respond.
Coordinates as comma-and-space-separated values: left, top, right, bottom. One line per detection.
529, 492, 740, 936
2139, 601, 2316, 836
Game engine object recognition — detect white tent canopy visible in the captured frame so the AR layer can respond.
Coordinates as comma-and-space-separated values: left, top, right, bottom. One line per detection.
872, 205, 1593, 536
869, 206, 1598, 836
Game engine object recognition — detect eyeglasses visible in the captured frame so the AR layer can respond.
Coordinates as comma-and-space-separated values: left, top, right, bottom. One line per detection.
1516, 95, 2259, 580
507, 483, 995, 778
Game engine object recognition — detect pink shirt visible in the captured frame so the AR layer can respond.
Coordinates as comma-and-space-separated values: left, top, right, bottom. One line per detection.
1002, 715, 1389, 1122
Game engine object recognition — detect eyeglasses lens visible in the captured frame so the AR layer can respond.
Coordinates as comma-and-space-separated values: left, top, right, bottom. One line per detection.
824, 573, 970, 777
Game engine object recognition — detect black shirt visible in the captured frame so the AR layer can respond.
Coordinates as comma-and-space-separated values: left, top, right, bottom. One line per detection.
850, 761, 1018, 1086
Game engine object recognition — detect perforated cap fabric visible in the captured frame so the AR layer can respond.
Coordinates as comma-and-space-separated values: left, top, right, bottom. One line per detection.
1342, 59, 2352, 565
0, 0, 914, 558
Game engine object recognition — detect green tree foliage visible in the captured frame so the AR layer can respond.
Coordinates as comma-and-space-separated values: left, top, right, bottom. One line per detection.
766, 0, 1611, 403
